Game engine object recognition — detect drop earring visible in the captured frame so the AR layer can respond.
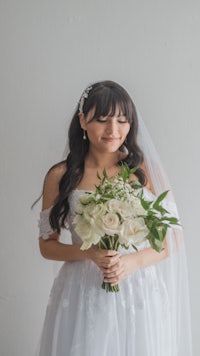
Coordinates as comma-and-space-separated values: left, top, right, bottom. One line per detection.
83, 130, 87, 140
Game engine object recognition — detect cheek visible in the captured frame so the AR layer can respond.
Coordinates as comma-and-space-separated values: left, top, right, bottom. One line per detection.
86, 125, 102, 138
86, 122, 103, 134
122, 124, 130, 136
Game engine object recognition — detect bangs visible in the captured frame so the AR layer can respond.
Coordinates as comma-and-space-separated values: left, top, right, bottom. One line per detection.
87, 87, 133, 122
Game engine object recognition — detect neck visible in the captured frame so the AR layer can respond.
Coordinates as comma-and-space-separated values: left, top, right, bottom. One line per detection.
85, 149, 122, 170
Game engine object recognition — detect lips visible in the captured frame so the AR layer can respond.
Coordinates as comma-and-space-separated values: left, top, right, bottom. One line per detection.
102, 137, 120, 142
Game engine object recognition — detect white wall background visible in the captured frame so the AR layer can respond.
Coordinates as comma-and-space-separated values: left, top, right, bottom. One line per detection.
0, 1, 199, 355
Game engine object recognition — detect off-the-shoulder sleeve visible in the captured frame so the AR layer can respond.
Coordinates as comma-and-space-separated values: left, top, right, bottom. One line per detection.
38, 207, 55, 240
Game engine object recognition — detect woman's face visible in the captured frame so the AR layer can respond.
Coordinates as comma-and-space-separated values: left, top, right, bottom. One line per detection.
80, 107, 130, 153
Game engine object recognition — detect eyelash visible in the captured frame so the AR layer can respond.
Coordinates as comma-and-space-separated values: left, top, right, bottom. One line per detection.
96, 118, 128, 124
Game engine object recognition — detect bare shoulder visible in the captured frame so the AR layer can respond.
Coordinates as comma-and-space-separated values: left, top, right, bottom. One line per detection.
45, 162, 67, 187
42, 162, 67, 210
47, 161, 66, 179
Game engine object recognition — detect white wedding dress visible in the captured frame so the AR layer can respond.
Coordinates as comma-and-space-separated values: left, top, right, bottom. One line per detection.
37, 188, 179, 356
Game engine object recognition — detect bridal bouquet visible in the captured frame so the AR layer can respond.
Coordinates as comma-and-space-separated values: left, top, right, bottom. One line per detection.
73, 163, 179, 292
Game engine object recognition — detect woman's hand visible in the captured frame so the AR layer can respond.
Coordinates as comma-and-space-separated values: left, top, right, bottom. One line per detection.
102, 244, 168, 286
87, 246, 121, 273
103, 253, 138, 286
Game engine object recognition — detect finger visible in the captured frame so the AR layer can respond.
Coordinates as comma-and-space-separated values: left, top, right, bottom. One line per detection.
104, 270, 120, 278
104, 275, 120, 285
104, 267, 124, 281
103, 262, 120, 275
103, 250, 121, 257
101, 257, 120, 268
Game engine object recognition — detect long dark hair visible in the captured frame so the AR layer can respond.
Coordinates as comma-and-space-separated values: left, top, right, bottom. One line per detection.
47, 80, 147, 233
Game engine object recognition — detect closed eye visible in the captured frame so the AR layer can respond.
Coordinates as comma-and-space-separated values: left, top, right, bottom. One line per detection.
96, 118, 107, 123
96, 116, 128, 123
117, 119, 129, 123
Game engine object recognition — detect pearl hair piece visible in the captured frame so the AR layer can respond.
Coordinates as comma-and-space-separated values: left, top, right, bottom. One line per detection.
79, 86, 92, 113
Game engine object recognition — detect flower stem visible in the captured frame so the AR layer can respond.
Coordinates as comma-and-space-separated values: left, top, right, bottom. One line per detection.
102, 281, 120, 293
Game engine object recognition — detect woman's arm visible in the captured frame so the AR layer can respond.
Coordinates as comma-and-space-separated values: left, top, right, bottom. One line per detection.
103, 241, 168, 286
39, 237, 120, 268
39, 165, 120, 268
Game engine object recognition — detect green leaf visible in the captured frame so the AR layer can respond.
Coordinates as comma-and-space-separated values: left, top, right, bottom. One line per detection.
147, 233, 163, 252
130, 166, 138, 174
161, 224, 168, 238
119, 162, 138, 182
153, 204, 169, 215
129, 179, 142, 190
146, 210, 157, 217
153, 190, 169, 207
162, 217, 180, 225
102, 168, 107, 178
140, 198, 153, 210
97, 171, 101, 180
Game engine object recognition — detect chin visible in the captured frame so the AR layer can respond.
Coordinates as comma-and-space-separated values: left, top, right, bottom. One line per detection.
103, 141, 123, 151
101, 147, 121, 154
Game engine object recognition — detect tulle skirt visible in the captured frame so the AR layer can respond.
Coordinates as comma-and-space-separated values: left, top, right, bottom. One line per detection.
37, 257, 172, 356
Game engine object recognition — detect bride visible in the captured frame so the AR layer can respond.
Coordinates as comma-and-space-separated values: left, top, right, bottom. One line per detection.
37, 80, 192, 356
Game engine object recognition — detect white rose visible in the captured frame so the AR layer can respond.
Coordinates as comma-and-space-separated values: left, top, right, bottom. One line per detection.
75, 202, 84, 214
129, 196, 147, 216
83, 203, 106, 223
119, 217, 149, 247
101, 212, 120, 236
74, 215, 102, 250
117, 201, 133, 219
106, 199, 121, 212
106, 199, 132, 220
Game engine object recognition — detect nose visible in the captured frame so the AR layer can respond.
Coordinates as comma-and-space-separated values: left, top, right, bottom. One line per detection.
105, 119, 118, 136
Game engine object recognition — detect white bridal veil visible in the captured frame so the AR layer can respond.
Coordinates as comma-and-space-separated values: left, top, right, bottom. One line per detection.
137, 112, 192, 355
